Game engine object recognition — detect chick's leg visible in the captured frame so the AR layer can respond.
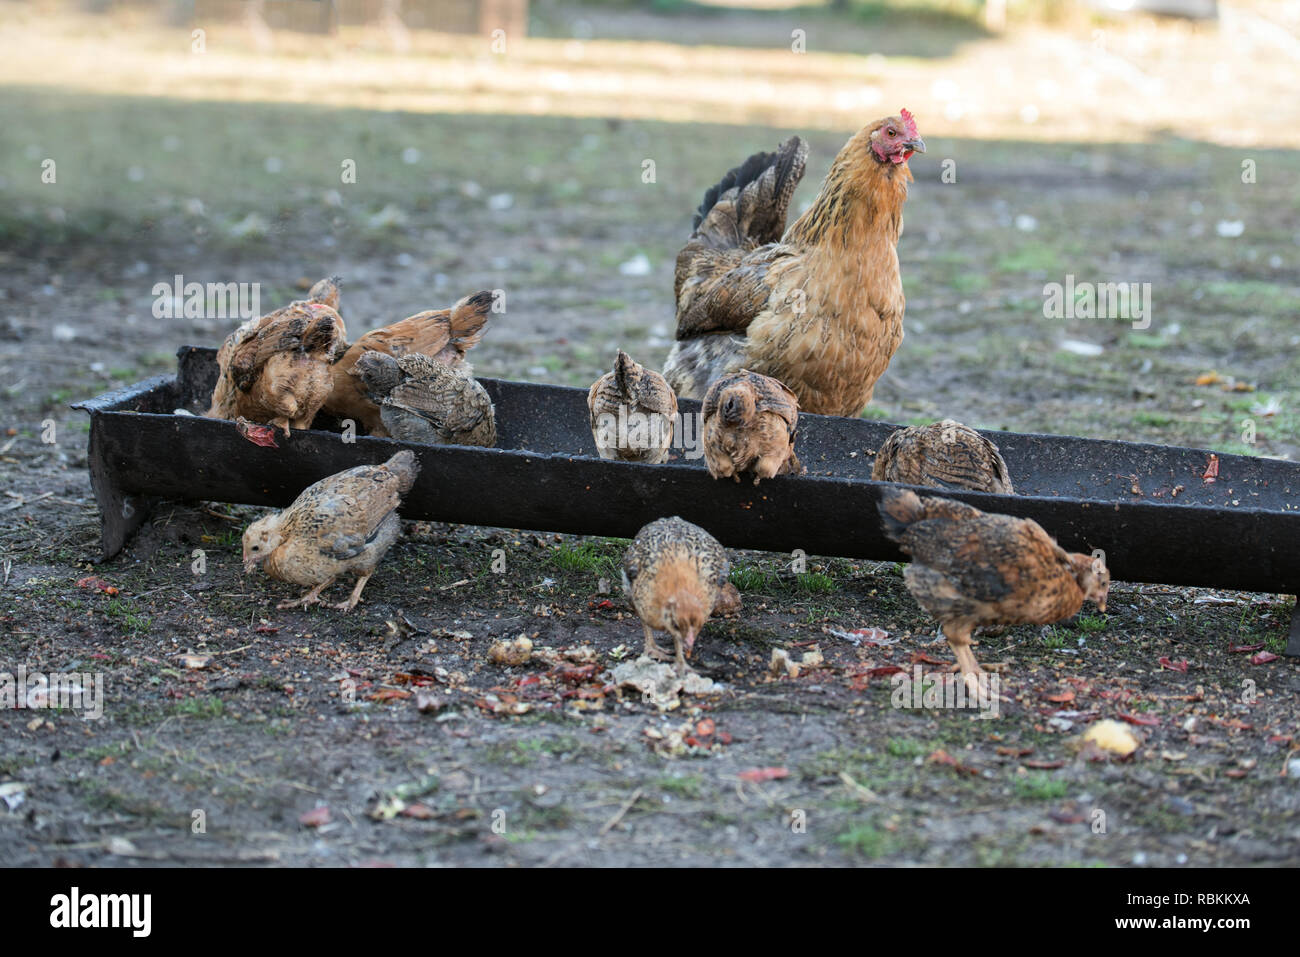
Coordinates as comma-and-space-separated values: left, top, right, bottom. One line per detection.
332, 575, 371, 612
642, 623, 673, 663
943, 623, 985, 695
278, 579, 334, 609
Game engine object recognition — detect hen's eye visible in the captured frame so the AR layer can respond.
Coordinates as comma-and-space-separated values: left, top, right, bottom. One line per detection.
251, 545, 260, 551
887, 128, 898, 136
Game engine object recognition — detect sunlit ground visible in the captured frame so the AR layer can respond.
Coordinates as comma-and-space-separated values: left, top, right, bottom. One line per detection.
2, 0, 1298, 146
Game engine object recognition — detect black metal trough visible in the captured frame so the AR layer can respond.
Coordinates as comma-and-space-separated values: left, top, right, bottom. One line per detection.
75, 346, 1299, 654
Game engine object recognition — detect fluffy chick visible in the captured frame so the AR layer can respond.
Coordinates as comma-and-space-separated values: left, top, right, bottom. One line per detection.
872, 419, 1014, 494
623, 517, 730, 674
349, 350, 496, 447
207, 300, 346, 436
326, 290, 494, 435
878, 487, 1109, 685
243, 450, 419, 611
702, 369, 801, 484
588, 350, 678, 463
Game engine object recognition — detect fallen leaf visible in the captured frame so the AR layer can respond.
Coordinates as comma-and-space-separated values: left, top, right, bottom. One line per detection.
400, 803, 437, 820
369, 688, 411, 703
1158, 657, 1188, 673
299, 806, 331, 828
1195, 371, 1225, 386
695, 718, 715, 738
1228, 642, 1264, 653
1023, 759, 1066, 770
1118, 711, 1160, 727
910, 651, 950, 666
75, 576, 118, 595
1250, 651, 1279, 665
1202, 454, 1219, 483
1044, 691, 1075, 703
738, 767, 788, 783
996, 746, 1034, 757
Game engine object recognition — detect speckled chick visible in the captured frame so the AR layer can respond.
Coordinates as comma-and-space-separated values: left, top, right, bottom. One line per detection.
872, 419, 1014, 494
243, 450, 420, 611
878, 487, 1109, 685
623, 517, 731, 674
349, 350, 496, 447
587, 350, 678, 463
702, 369, 801, 484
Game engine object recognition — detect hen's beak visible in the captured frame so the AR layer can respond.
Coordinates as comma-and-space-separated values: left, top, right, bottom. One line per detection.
1096, 588, 1109, 613
904, 136, 926, 155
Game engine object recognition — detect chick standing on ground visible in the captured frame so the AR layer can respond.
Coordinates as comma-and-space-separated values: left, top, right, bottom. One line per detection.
588, 350, 678, 463
702, 370, 801, 484
350, 350, 496, 447
872, 419, 1014, 494
877, 487, 1109, 685
623, 517, 731, 675
243, 450, 420, 611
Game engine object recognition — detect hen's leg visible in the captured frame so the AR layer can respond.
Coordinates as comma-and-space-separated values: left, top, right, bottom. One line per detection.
673, 636, 690, 676
642, 623, 673, 662
332, 575, 371, 612
279, 579, 333, 609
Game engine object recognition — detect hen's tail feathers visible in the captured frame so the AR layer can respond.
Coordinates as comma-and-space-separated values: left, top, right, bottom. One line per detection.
692, 136, 808, 250
448, 290, 495, 352
613, 349, 637, 393
384, 449, 420, 494
309, 275, 343, 309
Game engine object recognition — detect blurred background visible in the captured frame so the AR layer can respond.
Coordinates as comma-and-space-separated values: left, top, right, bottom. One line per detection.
1, 0, 1297, 457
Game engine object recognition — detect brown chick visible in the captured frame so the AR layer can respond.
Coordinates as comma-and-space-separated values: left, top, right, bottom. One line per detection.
242, 450, 419, 611
878, 487, 1109, 687
207, 300, 346, 436
588, 350, 678, 463
702, 370, 801, 484
349, 350, 496, 447
623, 517, 730, 675
872, 419, 1014, 494
325, 290, 495, 435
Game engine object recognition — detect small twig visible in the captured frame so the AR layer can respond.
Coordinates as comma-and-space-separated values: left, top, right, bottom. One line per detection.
439, 578, 471, 591
599, 787, 644, 835
203, 507, 243, 525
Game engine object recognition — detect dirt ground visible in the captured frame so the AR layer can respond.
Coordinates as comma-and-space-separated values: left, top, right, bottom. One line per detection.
1, 1, 1298, 867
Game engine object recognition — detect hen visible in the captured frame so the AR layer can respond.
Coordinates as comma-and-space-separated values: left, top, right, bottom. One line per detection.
325, 290, 495, 435
664, 112, 924, 417
702, 370, 801, 484
588, 350, 678, 463
623, 517, 730, 674
207, 276, 347, 436
878, 487, 1109, 684
349, 350, 497, 448
243, 450, 419, 611
872, 419, 1014, 494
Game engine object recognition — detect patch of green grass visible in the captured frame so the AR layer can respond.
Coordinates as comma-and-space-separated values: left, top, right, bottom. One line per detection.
885, 737, 929, 759
655, 773, 704, 798
996, 244, 1063, 275
1013, 772, 1068, 801
173, 697, 225, 720
1074, 614, 1107, 634
792, 571, 838, 595
549, 541, 620, 579
1040, 626, 1067, 649
729, 565, 768, 591
1133, 411, 1175, 427
835, 823, 901, 860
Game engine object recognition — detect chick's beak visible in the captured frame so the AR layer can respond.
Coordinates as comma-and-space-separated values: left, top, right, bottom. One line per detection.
1096, 588, 1109, 613
683, 628, 697, 658
904, 136, 926, 155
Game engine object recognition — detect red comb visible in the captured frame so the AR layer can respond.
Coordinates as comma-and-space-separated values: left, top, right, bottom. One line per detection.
899, 108, 918, 138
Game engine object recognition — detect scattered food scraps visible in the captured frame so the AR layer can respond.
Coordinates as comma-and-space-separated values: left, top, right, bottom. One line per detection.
488, 635, 533, 666
1075, 720, 1140, 757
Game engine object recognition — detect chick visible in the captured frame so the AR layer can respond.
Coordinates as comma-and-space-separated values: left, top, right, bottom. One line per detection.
872, 419, 1014, 494
207, 301, 346, 436
702, 370, 801, 484
349, 350, 496, 447
588, 350, 678, 463
326, 290, 494, 435
243, 450, 420, 611
623, 517, 730, 674
878, 487, 1109, 686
